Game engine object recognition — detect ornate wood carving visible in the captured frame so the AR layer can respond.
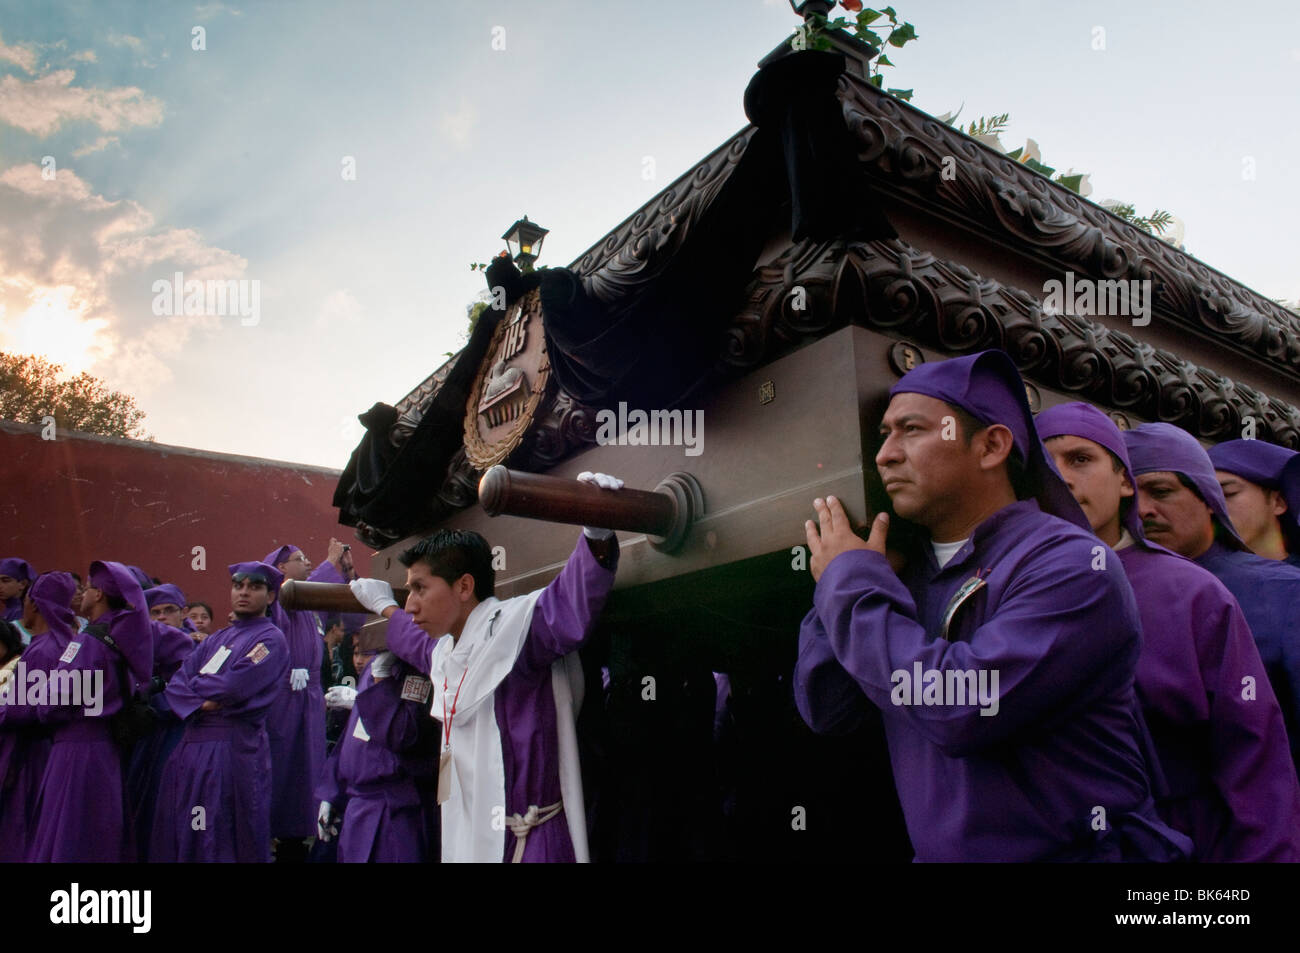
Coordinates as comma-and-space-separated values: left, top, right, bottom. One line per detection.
836, 75, 1300, 375
722, 235, 1300, 448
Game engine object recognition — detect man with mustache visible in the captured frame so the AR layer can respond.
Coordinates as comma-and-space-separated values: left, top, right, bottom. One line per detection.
795, 350, 1189, 861
1038, 402, 1299, 859
1124, 423, 1300, 774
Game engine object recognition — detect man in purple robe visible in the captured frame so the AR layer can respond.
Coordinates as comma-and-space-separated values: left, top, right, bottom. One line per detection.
0, 572, 79, 861
127, 582, 199, 860
1124, 422, 1300, 771
262, 540, 347, 860
794, 350, 1190, 862
0, 558, 35, 622
1208, 438, 1300, 567
150, 562, 290, 862
349, 471, 624, 862
1038, 402, 1300, 860
315, 649, 433, 862
25, 563, 153, 862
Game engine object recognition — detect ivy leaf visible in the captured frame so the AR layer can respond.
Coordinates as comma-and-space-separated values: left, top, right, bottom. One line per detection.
1023, 157, 1056, 178
859, 28, 883, 47
1055, 173, 1085, 194
814, 35, 833, 50
858, 9, 882, 25
876, 52, 893, 67
888, 22, 918, 46
881, 6, 898, 21
870, 73, 884, 87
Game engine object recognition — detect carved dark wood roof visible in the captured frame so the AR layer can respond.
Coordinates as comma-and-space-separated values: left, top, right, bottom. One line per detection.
392, 34, 1300, 486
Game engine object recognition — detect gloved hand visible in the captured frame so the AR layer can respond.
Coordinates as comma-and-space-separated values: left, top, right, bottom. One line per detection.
370, 651, 395, 680
317, 801, 339, 842
290, 667, 309, 691
350, 578, 398, 615
325, 685, 357, 710
577, 471, 624, 539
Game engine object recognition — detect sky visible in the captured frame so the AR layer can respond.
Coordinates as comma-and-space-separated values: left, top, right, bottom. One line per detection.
1, 0, 1298, 469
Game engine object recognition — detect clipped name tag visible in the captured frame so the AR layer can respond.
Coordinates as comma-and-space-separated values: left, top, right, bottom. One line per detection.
199, 645, 232, 675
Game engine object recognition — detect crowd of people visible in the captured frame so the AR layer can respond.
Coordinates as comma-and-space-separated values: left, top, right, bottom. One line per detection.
2, 348, 1300, 862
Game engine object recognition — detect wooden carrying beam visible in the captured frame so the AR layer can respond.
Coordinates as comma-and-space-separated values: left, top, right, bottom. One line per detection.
477, 465, 704, 553
279, 579, 409, 613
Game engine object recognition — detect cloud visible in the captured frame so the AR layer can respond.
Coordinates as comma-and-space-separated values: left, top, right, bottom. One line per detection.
438, 100, 478, 149
72, 135, 120, 157
0, 69, 164, 136
194, 2, 244, 18
0, 31, 38, 73
70, 49, 97, 64
0, 162, 248, 392
106, 32, 145, 52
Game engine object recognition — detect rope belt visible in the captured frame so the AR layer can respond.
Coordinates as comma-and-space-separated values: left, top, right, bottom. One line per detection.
506, 801, 563, 863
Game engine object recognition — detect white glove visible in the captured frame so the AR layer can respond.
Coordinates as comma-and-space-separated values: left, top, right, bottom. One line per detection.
317, 801, 339, 842
325, 685, 357, 710
578, 471, 624, 539
350, 578, 398, 615
370, 650, 395, 680
290, 667, 309, 691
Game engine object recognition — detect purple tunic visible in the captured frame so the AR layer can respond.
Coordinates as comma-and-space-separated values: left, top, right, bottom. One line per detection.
26, 629, 132, 862
125, 619, 198, 861
1194, 542, 1300, 770
1118, 543, 1300, 860
150, 615, 289, 862
385, 535, 618, 862
795, 500, 1191, 862
314, 658, 430, 862
0, 629, 69, 861
265, 562, 333, 838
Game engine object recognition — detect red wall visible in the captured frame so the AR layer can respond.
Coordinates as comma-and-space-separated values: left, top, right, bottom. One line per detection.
0, 422, 368, 613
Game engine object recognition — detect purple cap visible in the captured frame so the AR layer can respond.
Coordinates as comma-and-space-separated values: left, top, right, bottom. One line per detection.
1035, 401, 1147, 544
1208, 439, 1300, 548
0, 558, 35, 582
87, 560, 154, 686
89, 560, 147, 604
1122, 423, 1247, 550
228, 561, 285, 598
28, 571, 77, 639
144, 583, 187, 610
1207, 439, 1296, 490
126, 565, 155, 588
264, 545, 301, 568
889, 349, 1090, 530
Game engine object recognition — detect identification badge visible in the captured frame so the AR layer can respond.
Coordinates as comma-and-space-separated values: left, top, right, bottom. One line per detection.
199, 645, 232, 675
352, 714, 370, 742
940, 574, 988, 641
437, 749, 454, 805
246, 642, 270, 665
401, 675, 432, 704
59, 642, 81, 664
